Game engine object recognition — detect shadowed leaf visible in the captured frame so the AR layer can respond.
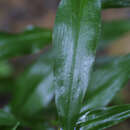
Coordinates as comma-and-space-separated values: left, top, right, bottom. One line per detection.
11, 50, 54, 120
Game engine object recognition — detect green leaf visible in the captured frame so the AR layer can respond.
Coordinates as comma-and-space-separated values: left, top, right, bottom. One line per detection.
77, 104, 130, 130
99, 20, 130, 49
12, 122, 20, 130
82, 54, 130, 111
11, 50, 54, 120
0, 109, 17, 126
53, 0, 101, 129
102, 0, 130, 9
0, 26, 51, 60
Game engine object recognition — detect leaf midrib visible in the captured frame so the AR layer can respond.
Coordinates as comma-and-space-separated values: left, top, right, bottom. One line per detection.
67, 0, 87, 122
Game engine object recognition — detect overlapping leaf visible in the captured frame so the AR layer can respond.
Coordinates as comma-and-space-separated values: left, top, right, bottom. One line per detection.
11, 50, 54, 120
0, 20, 129, 60
0, 26, 51, 60
77, 104, 130, 130
82, 54, 130, 112
53, 0, 101, 128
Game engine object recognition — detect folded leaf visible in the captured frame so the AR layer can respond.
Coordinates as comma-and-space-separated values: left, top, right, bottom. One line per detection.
102, 0, 130, 9
53, 0, 101, 129
0, 109, 17, 126
0, 26, 51, 60
77, 104, 130, 130
82, 54, 130, 111
11, 50, 54, 120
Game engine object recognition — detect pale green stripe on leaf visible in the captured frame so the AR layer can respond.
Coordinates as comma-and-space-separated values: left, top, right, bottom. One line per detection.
53, 0, 101, 129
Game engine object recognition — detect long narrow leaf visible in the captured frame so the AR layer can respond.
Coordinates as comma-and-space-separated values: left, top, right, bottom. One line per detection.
77, 104, 130, 130
11, 50, 54, 120
82, 54, 130, 112
102, 0, 130, 9
0, 27, 51, 60
53, 0, 101, 128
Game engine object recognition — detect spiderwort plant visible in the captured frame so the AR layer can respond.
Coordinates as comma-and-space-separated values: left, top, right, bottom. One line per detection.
0, 0, 130, 130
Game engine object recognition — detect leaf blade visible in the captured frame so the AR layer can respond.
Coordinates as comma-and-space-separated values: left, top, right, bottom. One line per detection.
11, 50, 54, 120
53, 0, 101, 128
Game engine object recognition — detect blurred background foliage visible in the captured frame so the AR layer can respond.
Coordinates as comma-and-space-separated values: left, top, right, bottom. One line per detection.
0, 0, 130, 130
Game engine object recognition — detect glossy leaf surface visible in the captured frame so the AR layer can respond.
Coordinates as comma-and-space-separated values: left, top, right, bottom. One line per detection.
78, 104, 130, 130
82, 54, 130, 111
102, 0, 130, 8
0, 27, 51, 60
53, 0, 101, 128
0, 110, 17, 126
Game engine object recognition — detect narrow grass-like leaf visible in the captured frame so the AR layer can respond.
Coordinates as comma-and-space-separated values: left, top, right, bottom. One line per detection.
0, 26, 51, 60
102, 0, 130, 9
82, 54, 130, 112
53, 0, 101, 128
77, 104, 130, 130
0, 110, 17, 126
